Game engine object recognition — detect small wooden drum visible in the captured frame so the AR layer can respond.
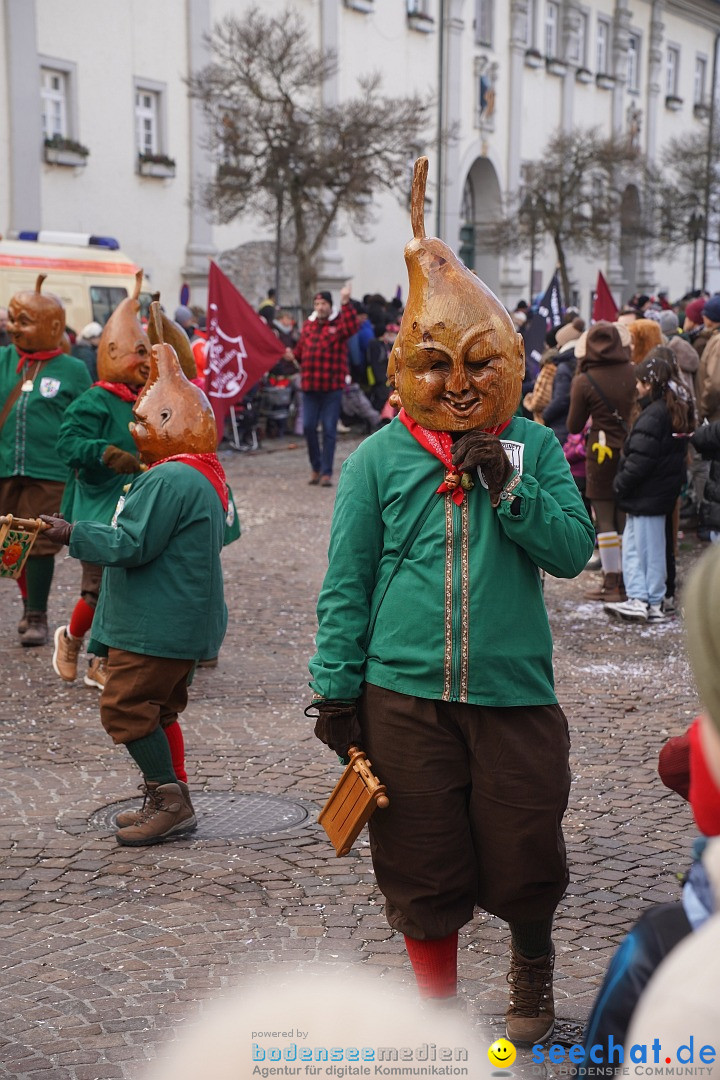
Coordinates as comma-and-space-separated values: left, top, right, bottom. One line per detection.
318, 746, 390, 857
0, 515, 47, 580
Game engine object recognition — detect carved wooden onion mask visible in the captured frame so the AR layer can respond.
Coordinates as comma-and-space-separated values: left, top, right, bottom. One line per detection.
97, 270, 151, 386
130, 302, 217, 463
390, 158, 524, 431
7, 275, 65, 353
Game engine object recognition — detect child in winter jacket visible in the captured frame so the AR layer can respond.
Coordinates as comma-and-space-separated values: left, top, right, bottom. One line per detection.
605, 351, 692, 622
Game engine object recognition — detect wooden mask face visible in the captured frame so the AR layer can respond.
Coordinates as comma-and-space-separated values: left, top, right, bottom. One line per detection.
7, 277, 65, 353
97, 270, 151, 386
130, 304, 217, 464
389, 159, 524, 432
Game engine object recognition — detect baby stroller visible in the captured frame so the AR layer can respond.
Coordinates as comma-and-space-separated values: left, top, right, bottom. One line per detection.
259, 374, 294, 438
227, 385, 261, 452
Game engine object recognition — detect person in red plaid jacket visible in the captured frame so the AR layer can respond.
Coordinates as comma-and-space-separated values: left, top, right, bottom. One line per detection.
292, 283, 358, 487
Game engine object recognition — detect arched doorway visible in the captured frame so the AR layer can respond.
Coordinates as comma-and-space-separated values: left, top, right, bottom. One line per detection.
620, 184, 642, 303
459, 157, 502, 294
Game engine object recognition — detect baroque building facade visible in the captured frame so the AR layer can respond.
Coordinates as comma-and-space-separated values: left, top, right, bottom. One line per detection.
1, 0, 719, 316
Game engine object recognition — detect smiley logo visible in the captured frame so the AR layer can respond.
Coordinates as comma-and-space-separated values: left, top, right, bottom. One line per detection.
488, 1038, 516, 1069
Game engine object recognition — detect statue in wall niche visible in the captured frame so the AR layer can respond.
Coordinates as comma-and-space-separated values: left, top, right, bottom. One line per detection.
308, 155, 595, 1042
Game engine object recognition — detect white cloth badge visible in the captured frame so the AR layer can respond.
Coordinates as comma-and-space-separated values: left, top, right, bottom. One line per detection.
477, 439, 525, 489
39, 377, 61, 399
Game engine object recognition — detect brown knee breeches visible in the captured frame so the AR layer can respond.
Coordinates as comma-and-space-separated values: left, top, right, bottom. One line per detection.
360, 684, 571, 939
100, 648, 195, 744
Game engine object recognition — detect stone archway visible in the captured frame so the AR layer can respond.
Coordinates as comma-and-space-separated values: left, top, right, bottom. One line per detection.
460, 156, 502, 294
620, 184, 642, 303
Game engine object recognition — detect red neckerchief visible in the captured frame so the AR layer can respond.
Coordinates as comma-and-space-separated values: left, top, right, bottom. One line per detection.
92, 381, 140, 403
15, 348, 64, 374
398, 408, 512, 505
148, 452, 229, 512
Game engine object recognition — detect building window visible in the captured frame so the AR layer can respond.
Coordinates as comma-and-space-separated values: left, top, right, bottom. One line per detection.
596, 18, 610, 75
627, 33, 640, 92
544, 1, 559, 58
666, 46, 680, 97
407, 0, 431, 15
476, 0, 493, 46
523, 0, 536, 47
135, 89, 159, 156
695, 55, 707, 105
570, 11, 588, 66
41, 68, 68, 139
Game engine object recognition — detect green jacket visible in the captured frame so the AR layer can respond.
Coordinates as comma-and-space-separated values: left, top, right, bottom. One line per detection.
68, 462, 227, 660
309, 415, 594, 706
57, 386, 140, 524
0, 345, 92, 480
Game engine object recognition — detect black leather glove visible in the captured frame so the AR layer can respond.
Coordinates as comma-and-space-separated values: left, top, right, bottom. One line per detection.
38, 514, 74, 546
452, 431, 514, 507
311, 699, 362, 759
102, 444, 143, 474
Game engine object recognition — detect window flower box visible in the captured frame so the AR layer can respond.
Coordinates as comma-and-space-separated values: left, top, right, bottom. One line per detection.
138, 153, 176, 178
694, 101, 711, 120
43, 136, 89, 167
596, 73, 615, 90
344, 0, 373, 10
524, 48, 544, 69
575, 67, 593, 84
546, 57, 567, 77
407, 11, 435, 32
665, 95, 684, 112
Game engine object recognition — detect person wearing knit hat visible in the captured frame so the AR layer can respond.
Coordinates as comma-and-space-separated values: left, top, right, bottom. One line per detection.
567, 322, 638, 603
292, 283, 358, 485
683, 297, 706, 330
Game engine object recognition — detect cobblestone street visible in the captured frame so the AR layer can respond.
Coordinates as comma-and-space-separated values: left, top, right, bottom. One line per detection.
0, 433, 703, 1079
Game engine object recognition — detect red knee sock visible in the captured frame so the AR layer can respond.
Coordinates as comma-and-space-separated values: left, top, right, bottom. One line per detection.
69, 597, 96, 639
404, 932, 458, 998
163, 721, 188, 784
17, 567, 27, 600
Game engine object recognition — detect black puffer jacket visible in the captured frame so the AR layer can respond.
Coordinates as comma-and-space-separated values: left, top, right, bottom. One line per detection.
543, 347, 576, 444
691, 421, 720, 530
613, 398, 687, 515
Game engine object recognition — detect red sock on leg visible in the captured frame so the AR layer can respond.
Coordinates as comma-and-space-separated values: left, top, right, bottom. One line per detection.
163, 721, 188, 784
17, 567, 27, 600
404, 932, 458, 998
69, 598, 96, 639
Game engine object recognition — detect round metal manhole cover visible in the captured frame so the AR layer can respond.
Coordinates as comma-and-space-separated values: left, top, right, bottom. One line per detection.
88, 792, 312, 840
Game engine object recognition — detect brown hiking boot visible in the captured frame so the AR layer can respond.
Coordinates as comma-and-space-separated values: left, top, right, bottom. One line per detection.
83, 656, 107, 689
17, 601, 28, 635
52, 625, 82, 681
583, 572, 626, 602
20, 611, 48, 647
115, 781, 195, 829
506, 944, 555, 1045
115, 782, 196, 845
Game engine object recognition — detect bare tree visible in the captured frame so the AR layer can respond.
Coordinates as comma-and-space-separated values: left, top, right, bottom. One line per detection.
654, 124, 720, 291
483, 128, 647, 303
187, 6, 430, 309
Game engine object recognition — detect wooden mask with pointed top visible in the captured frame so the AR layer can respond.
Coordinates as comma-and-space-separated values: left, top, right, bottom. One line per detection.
97, 270, 151, 386
389, 158, 524, 431
130, 302, 217, 463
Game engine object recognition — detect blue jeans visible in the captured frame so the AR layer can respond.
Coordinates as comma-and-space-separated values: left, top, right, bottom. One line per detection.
622, 514, 667, 606
302, 389, 343, 477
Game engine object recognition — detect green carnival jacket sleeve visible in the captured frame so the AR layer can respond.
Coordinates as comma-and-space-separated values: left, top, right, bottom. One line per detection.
496, 425, 595, 578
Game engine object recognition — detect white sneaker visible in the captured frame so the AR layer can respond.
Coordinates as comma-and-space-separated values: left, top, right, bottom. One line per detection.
662, 596, 676, 615
647, 603, 667, 622
604, 597, 648, 621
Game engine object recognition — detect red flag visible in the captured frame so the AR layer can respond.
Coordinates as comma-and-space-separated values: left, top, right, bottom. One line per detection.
592, 271, 619, 323
205, 261, 285, 439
